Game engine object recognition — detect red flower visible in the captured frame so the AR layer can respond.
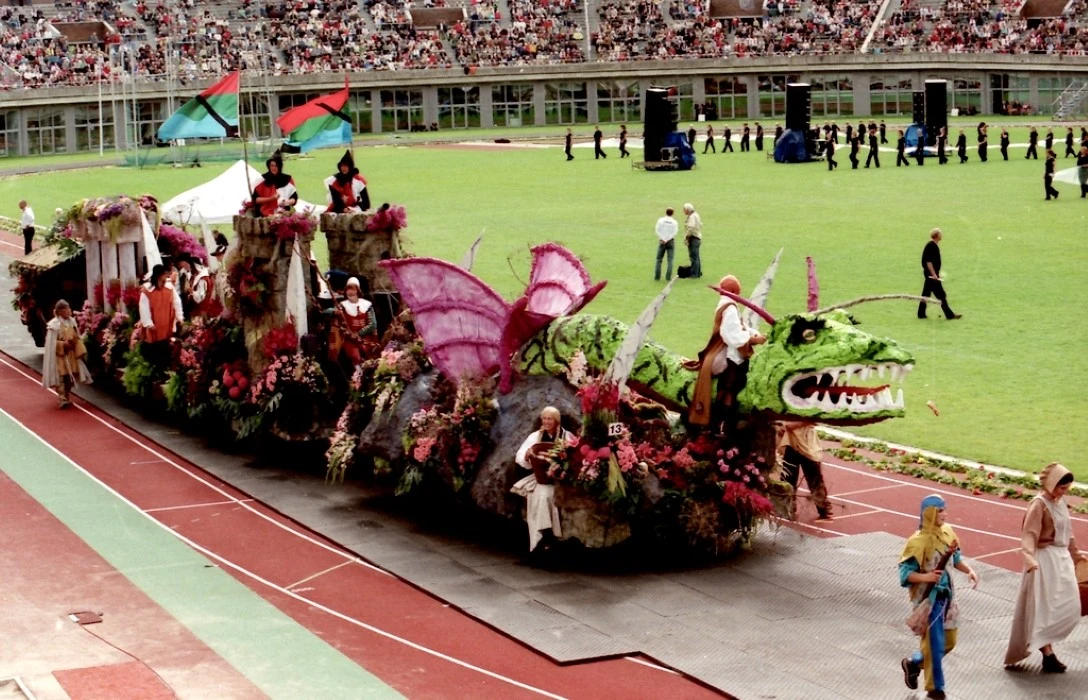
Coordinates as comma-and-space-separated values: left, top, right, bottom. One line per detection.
263, 323, 299, 359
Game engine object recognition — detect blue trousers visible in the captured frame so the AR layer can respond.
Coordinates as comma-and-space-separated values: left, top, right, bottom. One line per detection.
910, 597, 958, 692
655, 240, 674, 281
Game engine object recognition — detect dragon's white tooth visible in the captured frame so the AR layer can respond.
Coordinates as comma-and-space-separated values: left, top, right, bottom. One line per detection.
878, 365, 886, 379
820, 395, 836, 412
896, 388, 904, 407
905, 364, 914, 374
889, 365, 901, 383
860, 366, 871, 381
880, 388, 894, 407
829, 368, 841, 384
855, 395, 868, 409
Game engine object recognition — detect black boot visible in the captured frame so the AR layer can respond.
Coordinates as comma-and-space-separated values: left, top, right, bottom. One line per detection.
1042, 653, 1067, 673
901, 657, 921, 690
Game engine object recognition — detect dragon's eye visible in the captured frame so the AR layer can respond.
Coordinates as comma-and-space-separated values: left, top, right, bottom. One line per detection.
802, 329, 817, 342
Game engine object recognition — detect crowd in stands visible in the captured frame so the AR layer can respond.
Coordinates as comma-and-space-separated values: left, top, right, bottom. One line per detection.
871, 0, 1087, 55
0, 0, 1086, 90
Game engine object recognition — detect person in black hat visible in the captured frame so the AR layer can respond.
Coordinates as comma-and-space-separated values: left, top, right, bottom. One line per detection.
325, 150, 370, 214
250, 151, 297, 217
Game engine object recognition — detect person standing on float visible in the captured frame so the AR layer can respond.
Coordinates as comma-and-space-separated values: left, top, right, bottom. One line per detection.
325, 150, 370, 213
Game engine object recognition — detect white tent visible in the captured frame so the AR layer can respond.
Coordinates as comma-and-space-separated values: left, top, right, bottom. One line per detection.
161, 159, 325, 226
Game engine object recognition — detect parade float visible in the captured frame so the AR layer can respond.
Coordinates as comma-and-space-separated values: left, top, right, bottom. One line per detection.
11, 196, 922, 558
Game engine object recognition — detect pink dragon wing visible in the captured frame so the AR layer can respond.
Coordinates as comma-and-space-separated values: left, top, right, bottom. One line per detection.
381, 258, 510, 381
499, 243, 606, 391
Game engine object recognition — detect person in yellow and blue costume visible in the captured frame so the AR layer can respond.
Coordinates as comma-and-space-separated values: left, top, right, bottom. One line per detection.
899, 495, 980, 700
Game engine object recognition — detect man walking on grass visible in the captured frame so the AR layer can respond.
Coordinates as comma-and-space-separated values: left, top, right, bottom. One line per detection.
918, 229, 962, 321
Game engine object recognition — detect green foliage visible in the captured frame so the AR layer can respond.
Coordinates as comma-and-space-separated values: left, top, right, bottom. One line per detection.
163, 371, 186, 413
120, 347, 156, 399
395, 464, 423, 496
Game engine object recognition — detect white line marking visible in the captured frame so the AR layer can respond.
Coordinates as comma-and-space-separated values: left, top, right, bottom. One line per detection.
287, 561, 354, 590
129, 459, 166, 465
144, 499, 255, 513
0, 406, 568, 700
821, 459, 1088, 525
0, 355, 392, 576
828, 494, 1020, 542
0, 239, 25, 253
623, 657, 680, 675
825, 509, 881, 521
772, 517, 844, 537
975, 547, 1023, 561
833, 484, 905, 498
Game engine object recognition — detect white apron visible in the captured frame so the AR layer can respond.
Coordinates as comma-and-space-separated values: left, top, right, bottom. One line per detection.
1028, 497, 1081, 650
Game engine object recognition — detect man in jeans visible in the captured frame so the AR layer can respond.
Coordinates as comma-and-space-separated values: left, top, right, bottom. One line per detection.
683, 203, 702, 278
654, 208, 678, 281
19, 200, 35, 255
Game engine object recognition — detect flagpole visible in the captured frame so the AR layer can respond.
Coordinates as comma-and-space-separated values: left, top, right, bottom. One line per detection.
239, 71, 257, 215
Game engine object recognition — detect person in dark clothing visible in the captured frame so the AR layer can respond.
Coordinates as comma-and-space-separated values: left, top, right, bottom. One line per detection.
1077, 145, 1088, 198
686, 124, 697, 148
1000, 129, 1010, 161
773, 123, 783, 147
845, 123, 853, 147
956, 129, 968, 164
1026, 127, 1039, 159
755, 122, 764, 151
937, 127, 948, 165
826, 134, 837, 171
618, 124, 629, 158
849, 132, 861, 169
1064, 127, 1076, 158
593, 125, 607, 159
918, 229, 961, 320
1045, 129, 1054, 153
741, 123, 751, 151
977, 123, 988, 163
866, 128, 880, 168
914, 129, 926, 166
831, 121, 839, 144
880, 120, 888, 144
1044, 149, 1060, 200
565, 128, 574, 161
703, 124, 716, 154
722, 124, 734, 152
896, 129, 910, 167
859, 121, 868, 140
1081, 127, 1088, 151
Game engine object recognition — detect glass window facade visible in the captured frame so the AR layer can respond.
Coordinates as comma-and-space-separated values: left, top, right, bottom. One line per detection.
808, 75, 854, 117
545, 82, 588, 125
596, 80, 640, 124
757, 75, 800, 117
704, 77, 748, 120
869, 75, 915, 116
25, 107, 67, 155
0, 110, 18, 157
350, 91, 374, 133
492, 84, 534, 127
380, 88, 424, 132
438, 87, 481, 129
949, 78, 983, 115
75, 103, 115, 152
1038, 76, 1079, 115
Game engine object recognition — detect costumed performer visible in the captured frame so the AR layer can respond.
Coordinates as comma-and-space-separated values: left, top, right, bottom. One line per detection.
189, 255, 223, 319
687, 275, 766, 426
1004, 463, 1086, 672
899, 495, 979, 700
139, 264, 183, 368
249, 151, 298, 217
511, 407, 575, 553
336, 277, 377, 365
41, 300, 92, 409
776, 421, 833, 520
325, 150, 370, 213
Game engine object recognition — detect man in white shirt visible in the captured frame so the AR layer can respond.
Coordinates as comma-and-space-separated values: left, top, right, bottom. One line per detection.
654, 208, 679, 281
683, 203, 702, 279
19, 200, 35, 255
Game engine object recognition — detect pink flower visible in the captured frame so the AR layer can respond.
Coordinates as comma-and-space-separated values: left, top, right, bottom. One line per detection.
412, 437, 437, 463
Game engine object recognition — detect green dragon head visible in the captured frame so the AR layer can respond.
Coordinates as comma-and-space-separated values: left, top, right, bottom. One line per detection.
739, 310, 914, 425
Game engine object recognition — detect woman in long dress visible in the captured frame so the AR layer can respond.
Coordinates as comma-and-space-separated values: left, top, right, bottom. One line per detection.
41, 300, 92, 408
1005, 462, 1086, 672
510, 406, 574, 553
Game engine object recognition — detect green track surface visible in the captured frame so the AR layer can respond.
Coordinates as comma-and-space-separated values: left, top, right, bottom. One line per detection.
0, 409, 401, 700
1, 124, 1085, 477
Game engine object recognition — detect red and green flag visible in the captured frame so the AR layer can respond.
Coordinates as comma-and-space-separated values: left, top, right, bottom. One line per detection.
277, 79, 353, 154
157, 71, 240, 141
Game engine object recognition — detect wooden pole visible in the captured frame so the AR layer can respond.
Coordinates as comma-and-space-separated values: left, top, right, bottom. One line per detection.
239, 72, 257, 215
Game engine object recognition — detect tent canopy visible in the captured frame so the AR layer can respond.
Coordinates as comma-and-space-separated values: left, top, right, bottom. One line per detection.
161, 159, 324, 226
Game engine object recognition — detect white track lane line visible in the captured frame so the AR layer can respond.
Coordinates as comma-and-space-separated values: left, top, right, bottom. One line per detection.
823, 509, 881, 521
832, 484, 906, 498
0, 355, 391, 576
623, 657, 680, 675
828, 493, 1020, 542
144, 499, 254, 513
0, 239, 25, 254
0, 406, 568, 700
975, 547, 1023, 561
822, 459, 1088, 525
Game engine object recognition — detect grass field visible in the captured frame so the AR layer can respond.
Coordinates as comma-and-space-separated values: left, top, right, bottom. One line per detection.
1, 124, 1086, 477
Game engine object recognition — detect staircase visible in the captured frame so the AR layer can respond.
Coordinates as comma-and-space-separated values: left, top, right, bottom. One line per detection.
1052, 79, 1088, 120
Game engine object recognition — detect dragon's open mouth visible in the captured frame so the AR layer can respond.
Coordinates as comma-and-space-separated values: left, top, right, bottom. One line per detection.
782, 362, 913, 413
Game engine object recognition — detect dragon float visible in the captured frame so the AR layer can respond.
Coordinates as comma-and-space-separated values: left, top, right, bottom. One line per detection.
336, 243, 924, 555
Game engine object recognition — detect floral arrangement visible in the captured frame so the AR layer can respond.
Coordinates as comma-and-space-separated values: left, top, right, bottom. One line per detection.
157, 224, 208, 265
225, 257, 274, 319
251, 352, 330, 436
91, 280, 143, 310
262, 322, 298, 359
366, 339, 431, 416
208, 360, 264, 438
269, 211, 317, 241
399, 376, 498, 495
366, 203, 408, 233
68, 195, 152, 241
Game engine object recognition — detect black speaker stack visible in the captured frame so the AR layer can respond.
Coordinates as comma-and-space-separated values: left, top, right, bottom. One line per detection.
924, 80, 948, 146
644, 87, 679, 162
912, 91, 926, 125
785, 83, 811, 133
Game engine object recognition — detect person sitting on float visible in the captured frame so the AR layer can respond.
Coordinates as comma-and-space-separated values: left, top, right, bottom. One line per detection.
336, 277, 377, 365
511, 406, 575, 553
248, 151, 298, 217
324, 150, 370, 214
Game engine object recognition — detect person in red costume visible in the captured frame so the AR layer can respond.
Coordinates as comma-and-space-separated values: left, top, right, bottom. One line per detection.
139, 264, 183, 367
249, 151, 297, 217
338, 277, 377, 365
324, 150, 370, 214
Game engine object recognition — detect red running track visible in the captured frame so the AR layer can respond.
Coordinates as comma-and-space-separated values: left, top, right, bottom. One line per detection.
0, 354, 721, 699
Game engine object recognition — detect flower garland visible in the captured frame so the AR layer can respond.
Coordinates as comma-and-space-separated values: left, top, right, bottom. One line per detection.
269, 211, 317, 241
366, 203, 408, 233
225, 257, 274, 319
250, 352, 330, 436
158, 224, 209, 265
